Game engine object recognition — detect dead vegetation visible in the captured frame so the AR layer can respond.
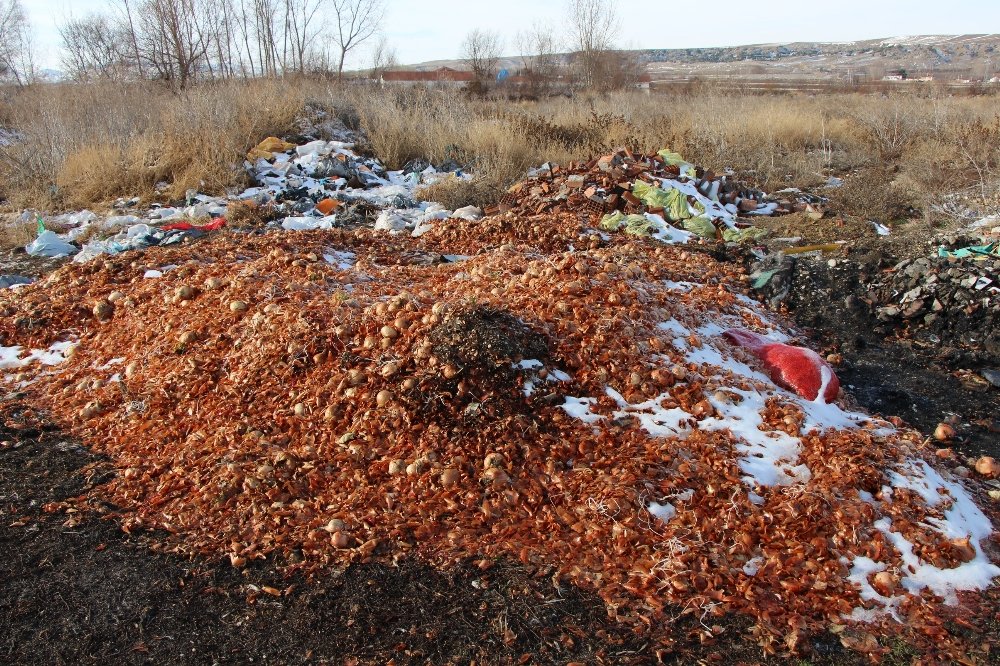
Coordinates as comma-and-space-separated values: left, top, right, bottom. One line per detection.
224, 199, 279, 229
1, 79, 998, 222
0, 78, 306, 210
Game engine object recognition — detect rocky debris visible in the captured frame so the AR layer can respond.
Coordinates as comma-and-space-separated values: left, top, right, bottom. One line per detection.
868, 254, 1000, 355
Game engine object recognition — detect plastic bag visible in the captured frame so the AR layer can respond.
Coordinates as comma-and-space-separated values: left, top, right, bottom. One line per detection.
599, 211, 626, 231
722, 226, 768, 243
657, 149, 697, 178
633, 182, 697, 221
25, 231, 77, 258
683, 216, 717, 239
623, 214, 659, 237
247, 136, 296, 161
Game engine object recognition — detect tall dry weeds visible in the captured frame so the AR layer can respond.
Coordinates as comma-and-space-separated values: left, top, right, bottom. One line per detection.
1, 78, 307, 209
1, 79, 998, 219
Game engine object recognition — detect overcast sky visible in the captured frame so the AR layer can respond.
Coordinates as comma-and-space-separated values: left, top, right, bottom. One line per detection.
23, 0, 1000, 71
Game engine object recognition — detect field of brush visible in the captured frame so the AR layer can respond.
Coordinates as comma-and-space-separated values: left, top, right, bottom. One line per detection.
1, 80, 998, 227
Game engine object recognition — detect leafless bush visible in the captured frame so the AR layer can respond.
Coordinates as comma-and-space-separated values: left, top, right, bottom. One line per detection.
461, 29, 503, 84
0, 0, 32, 85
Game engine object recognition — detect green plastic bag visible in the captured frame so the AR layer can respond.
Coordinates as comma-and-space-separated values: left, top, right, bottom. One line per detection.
36, 214, 45, 235
937, 241, 999, 259
599, 211, 626, 231
623, 214, 659, 237
722, 226, 769, 243
633, 181, 704, 221
683, 216, 717, 239
657, 149, 696, 178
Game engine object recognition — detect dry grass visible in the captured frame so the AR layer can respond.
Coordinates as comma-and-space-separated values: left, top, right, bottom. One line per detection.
0, 218, 37, 251
2, 78, 998, 221
1, 78, 307, 210
225, 199, 279, 229
340, 85, 1000, 215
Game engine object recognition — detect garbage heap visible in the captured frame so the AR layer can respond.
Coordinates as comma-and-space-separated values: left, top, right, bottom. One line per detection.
495, 148, 816, 242
869, 243, 1000, 356
18, 132, 468, 264
1, 157, 998, 661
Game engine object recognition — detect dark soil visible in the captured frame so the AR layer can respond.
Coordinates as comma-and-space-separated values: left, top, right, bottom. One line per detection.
0, 402, 871, 665
749, 218, 1000, 460
430, 306, 549, 372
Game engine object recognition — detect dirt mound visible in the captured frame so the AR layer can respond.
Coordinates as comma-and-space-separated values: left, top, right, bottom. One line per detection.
431, 307, 546, 369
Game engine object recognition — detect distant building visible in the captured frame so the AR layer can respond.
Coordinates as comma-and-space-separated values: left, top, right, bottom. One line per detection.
379, 67, 475, 86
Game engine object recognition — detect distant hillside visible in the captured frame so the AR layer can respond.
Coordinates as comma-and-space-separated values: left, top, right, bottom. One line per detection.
643, 35, 1000, 84
398, 35, 1000, 86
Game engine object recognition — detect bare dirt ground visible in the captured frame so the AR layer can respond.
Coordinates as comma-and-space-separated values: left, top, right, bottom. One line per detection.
749, 214, 1000, 460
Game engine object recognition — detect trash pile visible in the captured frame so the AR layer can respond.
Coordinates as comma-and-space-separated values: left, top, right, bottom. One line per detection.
498, 148, 814, 242
2, 178, 998, 658
16, 133, 469, 264
868, 244, 1000, 355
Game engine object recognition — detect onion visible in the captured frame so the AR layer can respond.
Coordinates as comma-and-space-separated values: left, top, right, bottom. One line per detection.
440, 468, 460, 486
975, 456, 998, 478
92, 300, 114, 321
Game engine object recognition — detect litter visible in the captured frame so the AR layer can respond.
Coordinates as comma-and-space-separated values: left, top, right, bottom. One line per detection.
937, 241, 999, 260
25, 230, 77, 258
247, 136, 296, 161
723, 328, 840, 402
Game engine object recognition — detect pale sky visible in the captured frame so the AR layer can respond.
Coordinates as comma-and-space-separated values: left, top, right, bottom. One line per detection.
22, 0, 1000, 71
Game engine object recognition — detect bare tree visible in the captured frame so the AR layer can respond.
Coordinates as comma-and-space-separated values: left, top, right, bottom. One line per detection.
0, 0, 33, 85
368, 34, 397, 79
116, 0, 148, 78
251, 0, 282, 76
136, 0, 214, 88
59, 14, 130, 81
568, 0, 619, 89
329, 0, 384, 80
461, 28, 503, 83
516, 22, 561, 84
283, 0, 323, 73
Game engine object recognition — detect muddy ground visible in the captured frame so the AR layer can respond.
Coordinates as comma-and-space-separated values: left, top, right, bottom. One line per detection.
1, 214, 997, 664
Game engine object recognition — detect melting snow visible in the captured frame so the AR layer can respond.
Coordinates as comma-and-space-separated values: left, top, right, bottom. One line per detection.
0, 340, 75, 371
323, 250, 357, 270
648, 501, 676, 523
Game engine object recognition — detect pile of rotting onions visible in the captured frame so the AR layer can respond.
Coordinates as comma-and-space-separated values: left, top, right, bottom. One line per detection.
2, 212, 998, 659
